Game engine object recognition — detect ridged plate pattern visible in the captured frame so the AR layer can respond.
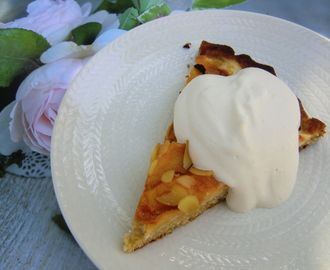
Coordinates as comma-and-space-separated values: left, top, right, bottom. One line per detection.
51, 10, 330, 270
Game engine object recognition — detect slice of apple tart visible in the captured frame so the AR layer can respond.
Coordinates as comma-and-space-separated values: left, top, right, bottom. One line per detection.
123, 41, 326, 253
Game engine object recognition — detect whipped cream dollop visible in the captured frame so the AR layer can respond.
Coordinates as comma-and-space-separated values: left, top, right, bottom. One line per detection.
174, 68, 300, 213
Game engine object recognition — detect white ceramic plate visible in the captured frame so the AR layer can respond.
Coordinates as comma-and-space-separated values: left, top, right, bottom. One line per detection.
51, 10, 330, 270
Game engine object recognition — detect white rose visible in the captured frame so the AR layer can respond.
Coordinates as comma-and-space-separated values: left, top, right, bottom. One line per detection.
0, 0, 109, 45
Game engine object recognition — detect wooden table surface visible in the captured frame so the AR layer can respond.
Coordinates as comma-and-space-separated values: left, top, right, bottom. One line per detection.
1, 0, 329, 269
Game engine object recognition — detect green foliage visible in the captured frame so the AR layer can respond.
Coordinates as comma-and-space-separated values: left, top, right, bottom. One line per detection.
137, 3, 172, 23
0, 29, 50, 88
119, 0, 172, 30
0, 150, 26, 178
119, 7, 140, 30
72, 22, 102, 45
94, 0, 134, 14
52, 214, 72, 234
132, 0, 161, 13
0, 74, 24, 111
191, 0, 247, 10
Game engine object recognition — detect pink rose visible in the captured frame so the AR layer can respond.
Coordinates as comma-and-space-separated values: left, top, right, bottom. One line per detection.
10, 57, 90, 155
0, 0, 109, 45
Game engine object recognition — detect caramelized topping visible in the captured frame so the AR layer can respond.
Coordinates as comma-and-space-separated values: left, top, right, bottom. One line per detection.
156, 184, 188, 206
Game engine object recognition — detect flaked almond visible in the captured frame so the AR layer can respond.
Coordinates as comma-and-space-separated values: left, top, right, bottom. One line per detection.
156, 184, 188, 206
183, 140, 192, 170
178, 195, 199, 214
161, 170, 175, 183
150, 143, 160, 163
189, 166, 213, 176
148, 159, 158, 176
176, 175, 196, 189
158, 140, 170, 157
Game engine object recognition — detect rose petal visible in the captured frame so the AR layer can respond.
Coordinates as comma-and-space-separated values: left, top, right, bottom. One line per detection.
40, 41, 97, 63
0, 102, 32, 155
9, 102, 24, 142
34, 114, 53, 136
80, 2, 92, 17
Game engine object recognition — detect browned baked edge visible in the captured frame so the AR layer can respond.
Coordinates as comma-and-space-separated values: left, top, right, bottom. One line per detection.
188, 40, 326, 149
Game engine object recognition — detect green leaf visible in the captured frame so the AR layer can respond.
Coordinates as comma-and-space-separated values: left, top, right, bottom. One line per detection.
191, 0, 247, 10
72, 22, 102, 45
0, 74, 25, 111
137, 3, 172, 23
118, 7, 140, 30
0, 150, 26, 178
52, 214, 72, 234
132, 0, 161, 13
93, 0, 134, 14
0, 28, 50, 87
